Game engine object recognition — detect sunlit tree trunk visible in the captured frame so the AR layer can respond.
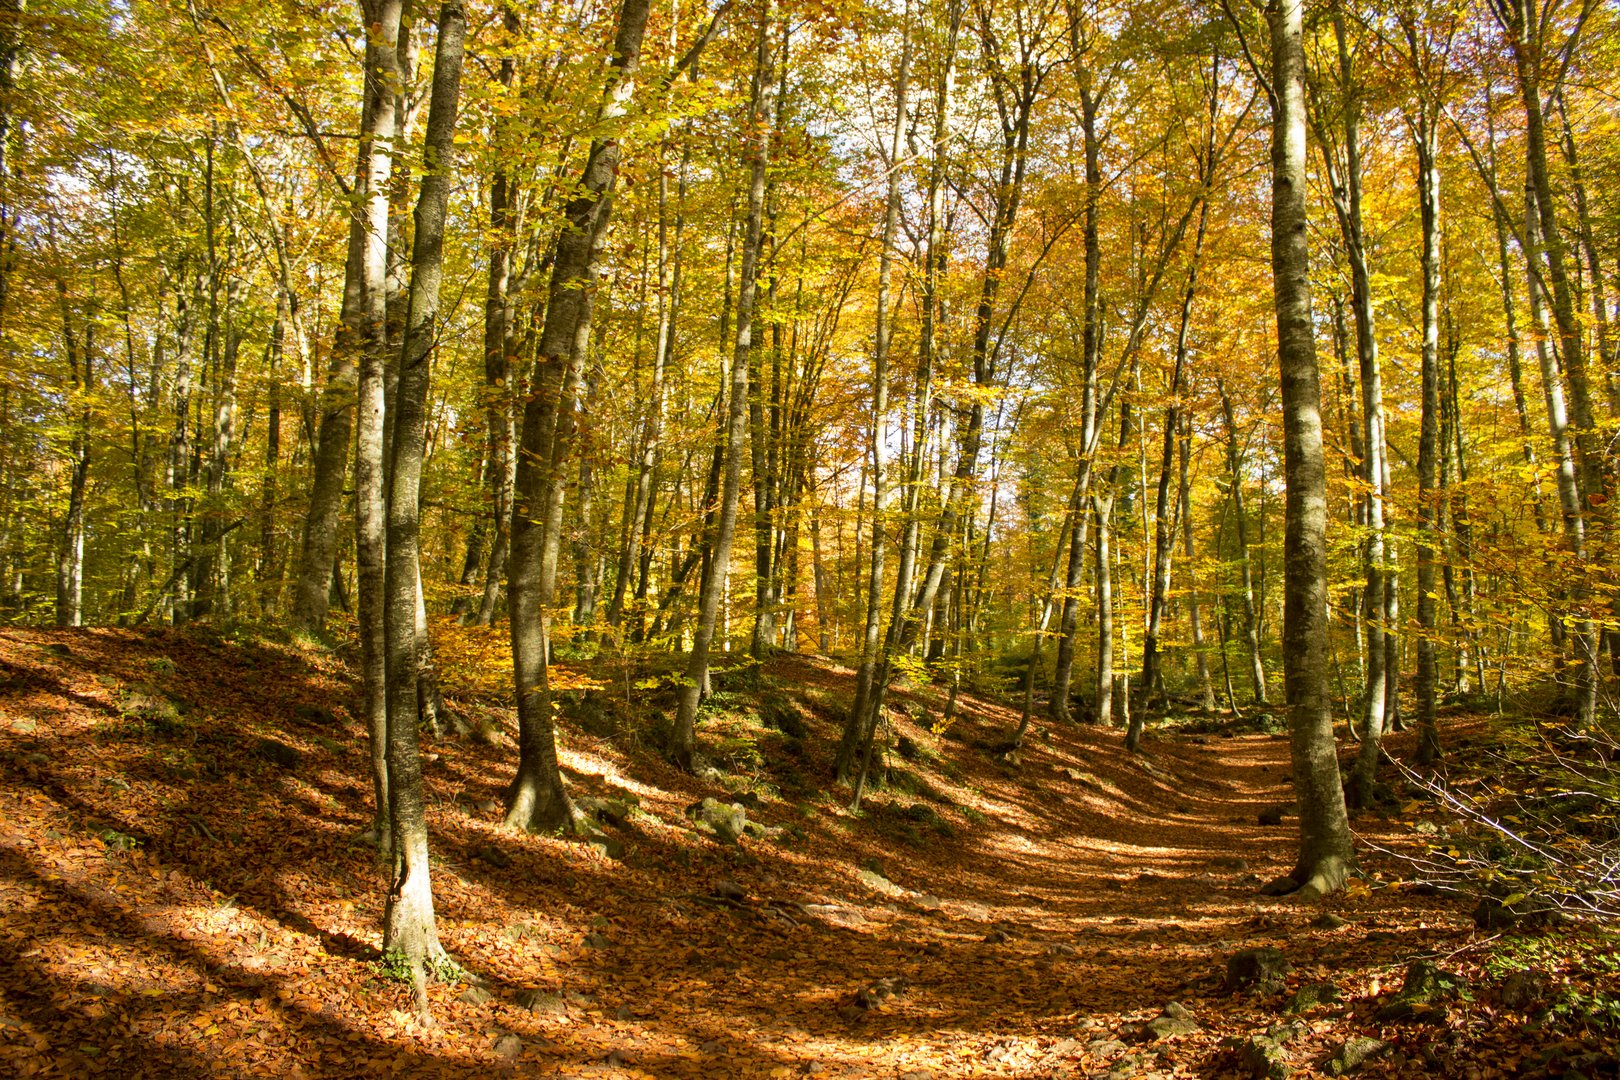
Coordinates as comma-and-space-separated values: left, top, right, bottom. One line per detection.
381, 0, 463, 1005
1261, 0, 1351, 899
847, 1, 911, 771
291, 0, 405, 635
55, 293, 91, 628
1412, 106, 1444, 765
1218, 381, 1267, 705
671, 3, 770, 772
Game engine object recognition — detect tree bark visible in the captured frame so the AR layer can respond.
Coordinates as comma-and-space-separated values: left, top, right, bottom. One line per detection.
847, 0, 911, 768
291, 0, 405, 634
1411, 107, 1444, 765
670, 3, 771, 771
382, 0, 464, 1005
508, 0, 655, 823
1261, 0, 1352, 899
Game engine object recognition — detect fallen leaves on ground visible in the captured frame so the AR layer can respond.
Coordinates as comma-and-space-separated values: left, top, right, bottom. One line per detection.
0, 625, 1610, 1078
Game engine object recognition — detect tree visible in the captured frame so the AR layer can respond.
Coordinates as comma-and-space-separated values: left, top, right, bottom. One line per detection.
1258, 0, 1353, 899
381, 0, 466, 1007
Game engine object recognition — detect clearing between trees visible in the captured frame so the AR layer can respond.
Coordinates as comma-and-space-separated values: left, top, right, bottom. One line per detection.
0, 626, 1609, 1078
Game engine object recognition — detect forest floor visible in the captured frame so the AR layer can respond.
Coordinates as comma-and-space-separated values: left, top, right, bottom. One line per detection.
0, 623, 1613, 1079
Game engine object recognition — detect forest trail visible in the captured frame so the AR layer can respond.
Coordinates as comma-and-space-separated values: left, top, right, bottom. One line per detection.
0, 626, 1565, 1077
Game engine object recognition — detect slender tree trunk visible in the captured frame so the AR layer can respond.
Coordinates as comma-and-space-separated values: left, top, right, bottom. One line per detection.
1261, 0, 1352, 898
670, 4, 771, 771
353, 0, 410, 843
381, 0, 463, 1005
1094, 492, 1115, 727
1218, 381, 1267, 705
1526, 184, 1596, 718
291, 0, 404, 634
55, 299, 91, 628
845, 1, 910, 773
470, 5, 521, 626
836, 0, 959, 780
1049, 75, 1103, 724
1142, 183, 1210, 699
1412, 108, 1444, 765
1180, 415, 1216, 710
507, 0, 656, 824
1317, 11, 1390, 802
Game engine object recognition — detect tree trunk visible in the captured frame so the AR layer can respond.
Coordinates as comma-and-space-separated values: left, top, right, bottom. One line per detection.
846, 1, 911, 770
1179, 415, 1216, 710
291, 0, 404, 634
470, 5, 521, 626
670, 4, 771, 771
508, 0, 655, 822
1218, 381, 1267, 705
1262, 0, 1352, 899
1412, 108, 1443, 765
1316, 11, 1390, 803
352, 0, 409, 843
55, 297, 91, 628
381, 0, 464, 1005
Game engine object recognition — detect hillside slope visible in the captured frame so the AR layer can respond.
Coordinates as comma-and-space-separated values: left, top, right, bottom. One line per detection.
0, 626, 1604, 1078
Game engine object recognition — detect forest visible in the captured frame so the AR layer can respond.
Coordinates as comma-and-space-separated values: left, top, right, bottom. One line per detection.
0, 0, 1618, 1073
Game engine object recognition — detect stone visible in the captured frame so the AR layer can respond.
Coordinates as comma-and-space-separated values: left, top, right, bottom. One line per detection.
516, 989, 567, 1015
804, 903, 867, 928
1324, 1037, 1389, 1076
1226, 947, 1291, 995
857, 868, 900, 895
1499, 970, 1548, 1010
492, 1034, 523, 1059
1235, 1035, 1291, 1079
1473, 891, 1555, 930
474, 844, 513, 869
854, 976, 909, 1010
293, 703, 337, 726
1265, 1020, 1307, 1045
740, 820, 781, 840
686, 797, 748, 845
585, 833, 625, 860
1372, 958, 1464, 1022
577, 795, 637, 827
251, 737, 302, 770
121, 683, 181, 726
1139, 1004, 1198, 1042
1284, 982, 1340, 1012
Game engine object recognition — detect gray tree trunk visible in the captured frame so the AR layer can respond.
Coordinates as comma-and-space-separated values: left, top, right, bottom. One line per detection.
381, 0, 464, 1005
290, 0, 405, 634
670, 5, 772, 772
1412, 107, 1444, 765
1315, 11, 1390, 802
1262, 0, 1352, 899
848, 1, 911, 764
507, 0, 655, 823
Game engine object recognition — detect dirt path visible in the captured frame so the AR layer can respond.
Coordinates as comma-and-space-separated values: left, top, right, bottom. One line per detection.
0, 628, 1553, 1077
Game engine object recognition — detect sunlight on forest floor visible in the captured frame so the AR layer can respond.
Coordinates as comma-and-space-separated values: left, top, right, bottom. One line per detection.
0, 626, 1604, 1078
